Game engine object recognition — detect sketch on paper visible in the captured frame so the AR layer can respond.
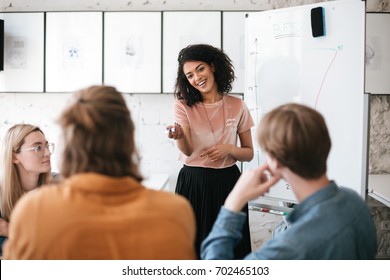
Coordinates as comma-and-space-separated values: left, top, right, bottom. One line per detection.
365, 13, 390, 94
0, 13, 44, 92
120, 36, 143, 69
365, 44, 375, 67
365, 37, 383, 71
5, 36, 27, 69
104, 12, 161, 93
62, 38, 84, 69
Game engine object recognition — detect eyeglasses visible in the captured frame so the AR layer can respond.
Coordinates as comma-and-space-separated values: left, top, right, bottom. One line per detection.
20, 143, 55, 157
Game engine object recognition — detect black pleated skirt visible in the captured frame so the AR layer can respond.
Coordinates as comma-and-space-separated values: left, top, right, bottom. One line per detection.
175, 164, 251, 259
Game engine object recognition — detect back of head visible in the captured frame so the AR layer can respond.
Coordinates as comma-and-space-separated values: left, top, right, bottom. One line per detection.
175, 44, 235, 106
257, 103, 331, 179
58, 85, 142, 180
0, 124, 48, 221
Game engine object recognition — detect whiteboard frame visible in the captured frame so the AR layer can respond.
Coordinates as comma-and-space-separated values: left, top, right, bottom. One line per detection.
368, 174, 390, 208
243, 0, 367, 203
45, 12, 103, 92
104, 12, 161, 93
0, 12, 44, 92
365, 12, 390, 95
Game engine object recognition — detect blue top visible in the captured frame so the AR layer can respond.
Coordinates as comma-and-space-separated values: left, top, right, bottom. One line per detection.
201, 181, 377, 260
0, 236, 5, 256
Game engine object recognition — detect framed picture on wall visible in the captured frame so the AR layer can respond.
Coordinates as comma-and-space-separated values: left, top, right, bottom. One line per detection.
365, 13, 390, 95
222, 11, 250, 94
45, 12, 103, 92
0, 13, 44, 92
104, 12, 161, 93
162, 11, 221, 93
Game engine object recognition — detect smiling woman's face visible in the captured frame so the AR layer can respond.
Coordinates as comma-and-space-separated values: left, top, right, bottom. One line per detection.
183, 61, 216, 95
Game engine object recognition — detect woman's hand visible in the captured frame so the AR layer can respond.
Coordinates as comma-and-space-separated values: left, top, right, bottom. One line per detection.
200, 144, 234, 161
224, 164, 281, 212
166, 122, 183, 140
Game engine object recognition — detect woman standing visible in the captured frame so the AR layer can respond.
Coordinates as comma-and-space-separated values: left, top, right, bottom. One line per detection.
166, 44, 254, 259
0, 124, 55, 255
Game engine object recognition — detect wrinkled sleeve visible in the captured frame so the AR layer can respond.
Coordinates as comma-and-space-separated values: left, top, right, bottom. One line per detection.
201, 206, 247, 260
174, 100, 190, 128
237, 100, 254, 135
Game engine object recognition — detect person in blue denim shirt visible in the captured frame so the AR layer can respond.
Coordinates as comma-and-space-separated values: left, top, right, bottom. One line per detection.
201, 103, 377, 260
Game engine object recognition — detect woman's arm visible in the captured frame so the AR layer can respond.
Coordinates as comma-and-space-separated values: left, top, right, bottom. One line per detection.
175, 125, 193, 157
166, 123, 193, 157
230, 129, 254, 162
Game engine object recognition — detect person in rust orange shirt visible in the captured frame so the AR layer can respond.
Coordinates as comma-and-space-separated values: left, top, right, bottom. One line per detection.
3, 86, 196, 260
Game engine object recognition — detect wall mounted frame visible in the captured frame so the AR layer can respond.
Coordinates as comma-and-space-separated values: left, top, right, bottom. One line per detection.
0, 13, 44, 92
45, 12, 103, 92
104, 12, 161, 93
365, 13, 390, 95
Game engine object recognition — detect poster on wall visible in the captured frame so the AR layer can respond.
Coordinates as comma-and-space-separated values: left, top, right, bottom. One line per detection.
45, 12, 102, 92
365, 13, 390, 95
104, 12, 161, 93
0, 13, 44, 92
162, 11, 221, 93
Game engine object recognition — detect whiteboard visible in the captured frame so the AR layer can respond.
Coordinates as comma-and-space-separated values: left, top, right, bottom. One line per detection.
365, 13, 390, 95
244, 0, 367, 203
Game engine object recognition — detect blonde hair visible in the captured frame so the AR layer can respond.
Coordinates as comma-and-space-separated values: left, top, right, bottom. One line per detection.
258, 103, 331, 179
0, 124, 52, 222
58, 85, 143, 180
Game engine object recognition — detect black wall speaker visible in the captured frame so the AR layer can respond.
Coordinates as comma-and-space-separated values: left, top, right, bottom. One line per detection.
311, 7, 325, 38
0, 19, 4, 71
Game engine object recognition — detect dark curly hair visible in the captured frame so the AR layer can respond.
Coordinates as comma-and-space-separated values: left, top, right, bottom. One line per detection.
174, 44, 235, 107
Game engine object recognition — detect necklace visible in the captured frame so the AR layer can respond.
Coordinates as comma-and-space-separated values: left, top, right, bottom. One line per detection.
201, 97, 226, 145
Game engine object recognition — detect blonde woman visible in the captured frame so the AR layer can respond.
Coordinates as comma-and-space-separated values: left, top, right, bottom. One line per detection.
0, 124, 55, 255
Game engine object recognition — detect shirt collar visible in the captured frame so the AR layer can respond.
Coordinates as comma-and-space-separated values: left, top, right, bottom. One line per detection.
287, 181, 339, 223
63, 172, 144, 194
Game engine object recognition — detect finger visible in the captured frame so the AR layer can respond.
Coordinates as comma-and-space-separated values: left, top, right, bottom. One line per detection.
260, 175, 281, 192
165, 126, 175, 135
259, 172, 268, 183
256, 163, 269, 173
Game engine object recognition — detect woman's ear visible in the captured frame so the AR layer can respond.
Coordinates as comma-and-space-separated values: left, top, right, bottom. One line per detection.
12, 153, 20, 164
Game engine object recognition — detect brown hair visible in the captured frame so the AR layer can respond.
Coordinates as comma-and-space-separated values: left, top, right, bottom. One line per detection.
58, 86, 143, 180
258, 103, 331, 179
